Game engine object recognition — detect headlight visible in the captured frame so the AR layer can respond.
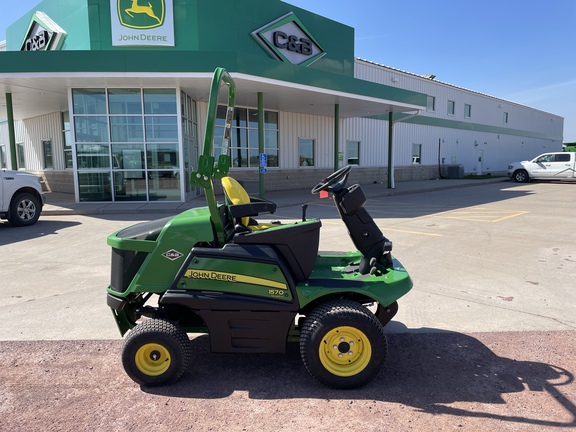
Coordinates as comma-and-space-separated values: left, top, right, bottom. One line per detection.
507, 165, 514, 170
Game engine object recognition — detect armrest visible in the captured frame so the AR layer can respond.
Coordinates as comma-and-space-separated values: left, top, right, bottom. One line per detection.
229, 197, 276, 218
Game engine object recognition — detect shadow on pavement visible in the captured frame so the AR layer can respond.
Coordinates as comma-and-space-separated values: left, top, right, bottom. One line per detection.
144, 330, 576, 428
0, 219, 82, 246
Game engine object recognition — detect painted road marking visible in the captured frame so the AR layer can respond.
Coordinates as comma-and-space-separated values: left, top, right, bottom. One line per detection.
437, 207, 529, 222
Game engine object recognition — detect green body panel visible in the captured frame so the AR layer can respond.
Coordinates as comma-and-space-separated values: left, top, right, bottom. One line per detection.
177, 257, 293, 302
106, 206, 215, 297
296, 252, 413, 309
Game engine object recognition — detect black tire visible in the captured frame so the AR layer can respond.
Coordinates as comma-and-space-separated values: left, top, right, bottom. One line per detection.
513, 170, 529, 183
8, 192, 41, 226
300, 299, 387, 389
122, 319, 191, 387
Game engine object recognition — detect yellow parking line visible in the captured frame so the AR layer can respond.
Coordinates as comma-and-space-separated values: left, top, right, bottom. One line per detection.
320, 219, 441, 236
437, 208, 529, 223
385, 228, 442, 237
492, 211, 529, 222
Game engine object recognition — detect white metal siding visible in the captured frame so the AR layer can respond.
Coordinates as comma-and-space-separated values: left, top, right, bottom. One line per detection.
353, 60, 564, 174
20, 112, 65, 170
279, 111, 335, 169
0, 114, 65, 171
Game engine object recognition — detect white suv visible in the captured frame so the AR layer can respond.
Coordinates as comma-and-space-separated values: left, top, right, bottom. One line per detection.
0, 169, 45, 226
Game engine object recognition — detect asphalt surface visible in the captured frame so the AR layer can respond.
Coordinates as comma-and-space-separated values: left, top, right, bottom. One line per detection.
1, 176, 575, 431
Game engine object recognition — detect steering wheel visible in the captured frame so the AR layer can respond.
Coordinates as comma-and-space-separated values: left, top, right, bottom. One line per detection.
311, 165, 352, 194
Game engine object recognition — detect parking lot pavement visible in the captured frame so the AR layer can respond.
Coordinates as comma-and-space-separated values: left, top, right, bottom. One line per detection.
2, 178, 575, 430
2, 178, 575, 340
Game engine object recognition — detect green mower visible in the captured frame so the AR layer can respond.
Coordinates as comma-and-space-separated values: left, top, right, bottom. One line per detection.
106, 68, 413, 389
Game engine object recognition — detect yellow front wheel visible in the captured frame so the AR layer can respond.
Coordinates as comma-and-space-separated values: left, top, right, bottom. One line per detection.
134, 343, 171, 376
122, 319, 191, 386
300, 300, 387, 389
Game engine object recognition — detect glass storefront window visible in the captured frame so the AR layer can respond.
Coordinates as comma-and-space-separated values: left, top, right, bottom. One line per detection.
265, 111, 278, 129
74, 116, 109, 142
112, 144, 145, 171
78, 171, 112, 201
62, 111, 73, 168
145, 116, 178, 142
144, 89, 177, 114
76, 144, 111, 169
72, 87, 181, 201
148, 171, 180, 201
234, 108, 247, 128
232, 148, 248, 168
213, 105, 279, 168
73, 89, 107, 114
114, 171, 147, 201
109, 89, 142, 115
147, 143, 179, 171
110, 116, 144, 142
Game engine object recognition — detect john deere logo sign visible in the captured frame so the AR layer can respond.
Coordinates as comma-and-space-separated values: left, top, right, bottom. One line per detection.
20, 11, 67, 51
110, 0, 174, 46
251, 13, 326, 66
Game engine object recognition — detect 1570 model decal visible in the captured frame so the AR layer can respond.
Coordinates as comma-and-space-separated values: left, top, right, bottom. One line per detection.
183, 269, 287, 290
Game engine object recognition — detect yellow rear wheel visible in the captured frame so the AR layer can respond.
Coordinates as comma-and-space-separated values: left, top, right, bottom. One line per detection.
319, 326, 372, 377
300, 300, 387, 389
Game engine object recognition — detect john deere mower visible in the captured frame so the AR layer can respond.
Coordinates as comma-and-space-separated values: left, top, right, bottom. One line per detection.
106, 68, 413, 389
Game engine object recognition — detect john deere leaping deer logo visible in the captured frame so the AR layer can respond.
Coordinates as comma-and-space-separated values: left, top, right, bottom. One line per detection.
118, 0, 165, 29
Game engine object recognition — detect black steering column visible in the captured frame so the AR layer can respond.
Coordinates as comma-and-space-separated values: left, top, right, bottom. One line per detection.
312, 166, 393, 275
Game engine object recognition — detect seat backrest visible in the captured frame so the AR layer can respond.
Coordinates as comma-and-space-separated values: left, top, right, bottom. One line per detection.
221, 176, 250, 226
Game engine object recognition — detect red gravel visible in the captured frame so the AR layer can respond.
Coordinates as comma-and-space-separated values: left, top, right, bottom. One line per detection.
1, 331, 575, 431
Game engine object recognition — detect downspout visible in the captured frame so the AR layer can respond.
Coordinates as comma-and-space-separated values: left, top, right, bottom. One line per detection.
334, 104, 340, 172
387, 110, 420, 189
6, 93, 18, 170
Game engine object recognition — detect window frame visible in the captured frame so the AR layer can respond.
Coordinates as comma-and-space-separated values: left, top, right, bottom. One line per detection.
427, 95, 436, 112
447, 100, 455, 116
346, 140, 360, 165
412, 143, 422, 165
299, 138, 315, 167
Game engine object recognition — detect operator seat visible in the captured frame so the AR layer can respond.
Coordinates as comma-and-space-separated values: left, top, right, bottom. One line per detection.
221, 176, 277, 231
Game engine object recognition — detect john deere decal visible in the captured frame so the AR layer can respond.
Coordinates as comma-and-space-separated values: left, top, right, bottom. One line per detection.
110, 0, 174, 46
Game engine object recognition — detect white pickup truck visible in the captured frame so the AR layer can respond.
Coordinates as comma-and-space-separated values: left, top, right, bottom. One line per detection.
0, 169, 45, 226
507, 150, 576, 183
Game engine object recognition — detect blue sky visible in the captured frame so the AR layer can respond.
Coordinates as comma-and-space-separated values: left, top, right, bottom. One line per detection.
2, 0, 575, 141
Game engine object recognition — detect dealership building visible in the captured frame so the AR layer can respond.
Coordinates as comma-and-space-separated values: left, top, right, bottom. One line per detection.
0, 0, 564, 202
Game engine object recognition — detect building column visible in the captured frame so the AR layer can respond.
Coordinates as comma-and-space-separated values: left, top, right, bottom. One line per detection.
6, 93, 18, 170
258, 92, 265, 199
334, 104, 340, 172
387, 111, 394, 189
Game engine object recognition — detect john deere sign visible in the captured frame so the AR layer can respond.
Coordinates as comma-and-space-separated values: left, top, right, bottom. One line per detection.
110, 0, 174, 46
252, 13, 326, 66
